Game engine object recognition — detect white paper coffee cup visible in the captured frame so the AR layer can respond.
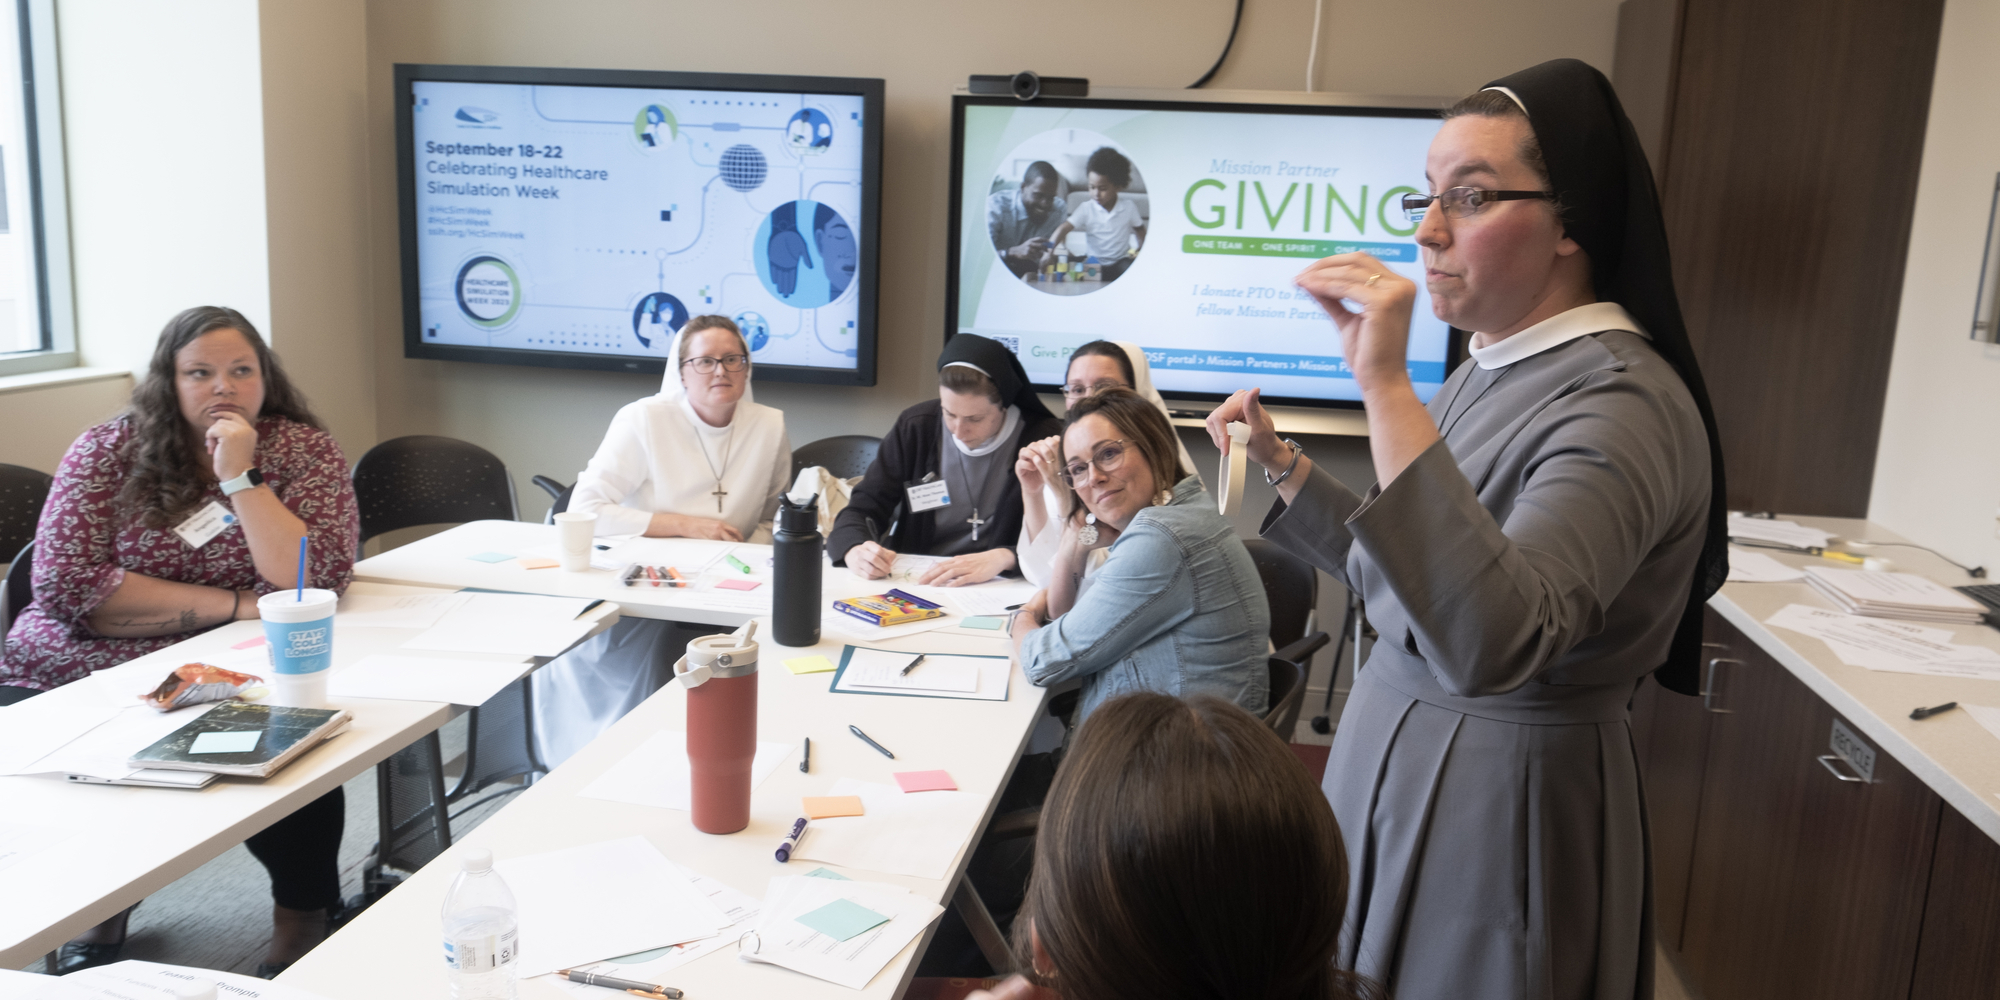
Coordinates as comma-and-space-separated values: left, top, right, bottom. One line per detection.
259, 588, 338, 707
554, 511, 596, 572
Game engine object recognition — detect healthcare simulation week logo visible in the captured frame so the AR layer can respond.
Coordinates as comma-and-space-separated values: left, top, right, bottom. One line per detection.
454, 106, 500, 127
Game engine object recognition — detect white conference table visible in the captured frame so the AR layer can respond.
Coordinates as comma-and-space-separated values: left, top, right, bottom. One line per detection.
279, 614, 1043, 999
0, 582, 620, 969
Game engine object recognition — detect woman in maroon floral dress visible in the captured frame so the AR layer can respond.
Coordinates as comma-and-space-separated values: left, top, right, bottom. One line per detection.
0, 306, 359, 977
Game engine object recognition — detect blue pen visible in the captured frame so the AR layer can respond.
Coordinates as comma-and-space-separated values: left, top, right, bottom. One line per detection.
775, 817, 808, 862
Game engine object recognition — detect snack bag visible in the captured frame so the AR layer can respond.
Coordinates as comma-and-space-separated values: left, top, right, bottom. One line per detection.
140, 662, 265, 711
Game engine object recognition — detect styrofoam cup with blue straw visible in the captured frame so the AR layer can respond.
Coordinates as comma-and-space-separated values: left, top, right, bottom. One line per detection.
260, 535, 335, 707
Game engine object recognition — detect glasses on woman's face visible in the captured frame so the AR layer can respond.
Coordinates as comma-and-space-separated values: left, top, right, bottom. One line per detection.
680, 354, 750, 374
1401, 186, 1553, 224
1060, 439, 1132, 488
1061, 378, 1127, 400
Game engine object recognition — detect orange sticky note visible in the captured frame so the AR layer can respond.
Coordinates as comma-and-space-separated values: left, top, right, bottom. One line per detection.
894, 770, 958, 793
803, 795, 865, 819
516, 557, 560, 570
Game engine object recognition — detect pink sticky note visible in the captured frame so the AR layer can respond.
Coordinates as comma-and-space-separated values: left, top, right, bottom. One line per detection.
893, 770, 958, 793
231, 635, 267, 650
716, 578, 761, 591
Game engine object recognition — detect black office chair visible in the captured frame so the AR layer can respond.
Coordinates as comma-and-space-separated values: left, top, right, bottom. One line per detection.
0, 463, 52, 563
351, 436, 518, 553
790, 434, 882, 482
1242, 538, 1317, 650
0, 542, 33, 679
529, 474, 575, 523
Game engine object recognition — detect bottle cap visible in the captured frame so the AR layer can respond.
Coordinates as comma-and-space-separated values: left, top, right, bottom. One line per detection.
461, 848, 494, 873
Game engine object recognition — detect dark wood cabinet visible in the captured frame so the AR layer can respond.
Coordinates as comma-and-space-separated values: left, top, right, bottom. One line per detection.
1909, 806, 2000, 998
1627, 611, 1722, 951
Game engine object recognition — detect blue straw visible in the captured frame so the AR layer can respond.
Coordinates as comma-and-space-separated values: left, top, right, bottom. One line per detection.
296, 535, 308, 601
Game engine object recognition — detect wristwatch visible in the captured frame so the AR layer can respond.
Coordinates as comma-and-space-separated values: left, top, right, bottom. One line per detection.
220, 467, 265, 497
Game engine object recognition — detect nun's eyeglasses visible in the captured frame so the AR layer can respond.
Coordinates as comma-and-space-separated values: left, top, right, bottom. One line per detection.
1401, 187, 1553, 223
681, 354, 750, 374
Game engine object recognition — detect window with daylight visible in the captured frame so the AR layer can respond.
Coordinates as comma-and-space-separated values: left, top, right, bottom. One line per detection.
0, 0, 73, 377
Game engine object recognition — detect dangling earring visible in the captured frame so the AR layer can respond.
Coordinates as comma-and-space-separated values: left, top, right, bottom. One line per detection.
1077, 512, 1099, 546
1155, 487, 1172, 507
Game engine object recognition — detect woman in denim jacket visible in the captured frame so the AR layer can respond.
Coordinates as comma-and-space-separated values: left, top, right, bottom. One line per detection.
1010, 388, 1268, 721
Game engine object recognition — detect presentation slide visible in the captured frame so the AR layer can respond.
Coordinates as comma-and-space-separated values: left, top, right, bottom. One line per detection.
954, 101, 1448, 403
411, 80, 867, 371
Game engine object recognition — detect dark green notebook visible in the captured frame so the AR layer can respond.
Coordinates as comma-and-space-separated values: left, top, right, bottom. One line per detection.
126, 701, 353, 778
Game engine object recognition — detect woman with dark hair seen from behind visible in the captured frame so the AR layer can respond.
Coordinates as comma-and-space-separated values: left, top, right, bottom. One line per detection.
966, 692, 1382, 1000
0, 306, 360, 978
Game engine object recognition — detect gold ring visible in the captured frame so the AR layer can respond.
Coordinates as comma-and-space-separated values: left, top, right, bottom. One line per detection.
1365, 273, 1382, 287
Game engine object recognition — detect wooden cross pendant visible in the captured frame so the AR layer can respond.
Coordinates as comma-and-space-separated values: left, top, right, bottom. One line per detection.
712, 482, 728, 512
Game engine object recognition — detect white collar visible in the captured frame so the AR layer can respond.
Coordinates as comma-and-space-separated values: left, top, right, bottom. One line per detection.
949, 405, 1021, 458
1468, 301, 1648, 370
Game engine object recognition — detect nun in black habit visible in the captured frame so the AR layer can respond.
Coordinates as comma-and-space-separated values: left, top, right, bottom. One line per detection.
830, 333, 1064, 586
1208, 60, 1726, 999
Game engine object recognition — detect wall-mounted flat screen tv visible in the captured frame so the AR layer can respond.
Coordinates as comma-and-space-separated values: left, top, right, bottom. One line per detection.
397, 64, 883, 385
948, 93, 1451, 406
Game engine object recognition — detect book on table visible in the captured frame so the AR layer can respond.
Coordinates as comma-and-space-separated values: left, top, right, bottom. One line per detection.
832, 589, 945, 627
125, 701, 353, 778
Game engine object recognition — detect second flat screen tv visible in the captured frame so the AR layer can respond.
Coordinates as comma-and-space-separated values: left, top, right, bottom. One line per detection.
949, 95, 1449, 406
397, 64, 884, 385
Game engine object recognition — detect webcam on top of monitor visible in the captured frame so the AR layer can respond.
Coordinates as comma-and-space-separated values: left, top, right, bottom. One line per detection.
968, 72, 1088, 102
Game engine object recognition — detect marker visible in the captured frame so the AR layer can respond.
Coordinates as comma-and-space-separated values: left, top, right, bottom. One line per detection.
775, 817, 809, 862
849, 724, 895, 759
595, 544, 611, 551
665, 566, 686, 587
643, 565, 660, 587
725, 554, 753, 574
799, 736, 811, 773
1821, 550, 1867, 566
900, 653, 926, 676
1911, 702, 1958, 720
555, 969, 682, 999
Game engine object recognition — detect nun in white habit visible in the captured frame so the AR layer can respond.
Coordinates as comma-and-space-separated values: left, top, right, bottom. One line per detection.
1015, 340, 1197, 595
534, 316, 793, 766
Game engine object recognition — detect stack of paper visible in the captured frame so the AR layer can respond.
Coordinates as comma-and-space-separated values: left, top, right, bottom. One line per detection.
1804, 567, 1986, 624
1727, 546, 1806, 583
738, 875, 944, 990
1765, 604, 2000, 678
493, 835, 733, 977
549, 860, 761, 996
401, 593, 598, 657
1727, 514, 1832, 550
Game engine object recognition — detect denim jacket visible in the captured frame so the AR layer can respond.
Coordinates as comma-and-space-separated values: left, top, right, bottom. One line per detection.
1021, 475, 1270, 722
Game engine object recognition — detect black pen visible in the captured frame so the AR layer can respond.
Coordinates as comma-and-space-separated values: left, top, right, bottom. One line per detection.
1911, 701, 1958, 720
800, 736, 811, 773
849, 724, 895, 759
556, 968, 681, 999
900, 653, 926, 676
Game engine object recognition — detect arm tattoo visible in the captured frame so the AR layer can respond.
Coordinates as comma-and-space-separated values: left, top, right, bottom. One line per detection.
180, 609, 200, 631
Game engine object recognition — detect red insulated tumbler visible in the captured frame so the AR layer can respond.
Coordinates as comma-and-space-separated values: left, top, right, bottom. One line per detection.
675, 621, 760, 834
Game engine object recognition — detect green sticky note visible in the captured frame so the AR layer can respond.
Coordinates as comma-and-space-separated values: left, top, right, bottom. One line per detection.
468, 551, 515, 563
959, 616, 1006, 631
796, 898, 889, 941
805, 867, 850, 880
191, 730, 262, 754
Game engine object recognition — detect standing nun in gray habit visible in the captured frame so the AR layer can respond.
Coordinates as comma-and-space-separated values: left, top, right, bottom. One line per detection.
1209, 59, 1728, 999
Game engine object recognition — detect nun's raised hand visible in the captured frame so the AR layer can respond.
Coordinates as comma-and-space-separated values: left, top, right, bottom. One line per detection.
1295, 252, 1416, 393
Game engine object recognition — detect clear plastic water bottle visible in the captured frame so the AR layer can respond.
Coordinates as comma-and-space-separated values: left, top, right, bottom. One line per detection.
442, 848, 519, 999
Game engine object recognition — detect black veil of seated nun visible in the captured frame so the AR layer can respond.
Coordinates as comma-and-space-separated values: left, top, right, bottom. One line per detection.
1207, 59, 1727, 1000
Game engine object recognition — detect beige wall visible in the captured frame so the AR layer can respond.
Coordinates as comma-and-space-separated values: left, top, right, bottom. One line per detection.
1867, 0, 2000, 572
360, 0, 1621, 520
0, 372, 128, 474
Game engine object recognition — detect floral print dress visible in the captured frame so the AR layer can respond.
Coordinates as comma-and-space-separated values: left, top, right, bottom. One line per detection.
0, 416, 359, 691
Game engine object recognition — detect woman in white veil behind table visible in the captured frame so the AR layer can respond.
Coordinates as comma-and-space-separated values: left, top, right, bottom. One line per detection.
533, 315, 792, 766
1015, 340, 1197, 594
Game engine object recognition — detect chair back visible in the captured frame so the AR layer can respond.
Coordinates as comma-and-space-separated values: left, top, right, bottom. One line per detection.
352, 436, 518, 547
1264, 654, 1306, 737
1, 542, 31, 644
790, 435, 882, 482
0, 464, 53, 560
1242, 538, 1318, 650
529, 475, 576, 523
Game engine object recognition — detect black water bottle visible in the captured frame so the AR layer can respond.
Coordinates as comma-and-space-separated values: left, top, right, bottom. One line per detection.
771, 492, 823, 647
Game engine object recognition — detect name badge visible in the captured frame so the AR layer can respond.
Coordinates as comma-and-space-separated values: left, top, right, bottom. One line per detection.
906, 479, 952, 513
173, 501, 238, 549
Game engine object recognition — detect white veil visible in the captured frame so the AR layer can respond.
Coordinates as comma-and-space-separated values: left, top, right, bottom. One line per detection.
1112, 341, 1198, 482
660, 323, 755, 406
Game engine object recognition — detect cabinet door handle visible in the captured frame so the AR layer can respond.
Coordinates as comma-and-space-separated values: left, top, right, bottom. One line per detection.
1703, 658, 1741, 714
1817, 754, 1869, 783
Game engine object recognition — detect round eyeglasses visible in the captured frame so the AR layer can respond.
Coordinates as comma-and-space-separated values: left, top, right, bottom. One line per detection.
680, 354, 750, 374
1061, 378, 1127, 400
1059, 439, 1132, 488
1401, 186, 1554, 224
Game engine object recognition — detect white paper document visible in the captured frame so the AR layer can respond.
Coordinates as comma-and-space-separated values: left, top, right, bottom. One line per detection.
494, 835, 732, 978
0, 695, 122, 775
1804, 567, 1985, 623
0, 824, 70, 875
1727, 546, 1806, 583
1964, 704, 2000, 746
899, 581, 1037, 618
790, 778, 985, 880
401, 593, 597, 657
5, 702, 219, 781
551, 860, 761, 994
737, 875, 945, 990
576, 730, 793, 812
839, 648, 981, 693
1726, 514, 1832, 550
333, 591, 470, 629
1765, 604, 2000, 679
327, 653, 532, 706
29, 959, 335, 999
833, 647, 1011, 702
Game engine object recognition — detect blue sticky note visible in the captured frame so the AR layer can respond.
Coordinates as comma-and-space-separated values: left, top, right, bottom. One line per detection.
796, 898, 889, 941
191, 730, 262, 754
468, 552, 515, 563
959, 616, 1006, 631
804, 867, 850, 880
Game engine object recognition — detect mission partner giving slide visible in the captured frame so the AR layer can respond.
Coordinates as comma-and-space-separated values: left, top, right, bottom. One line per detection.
412, 81, 866, 370
956, 103, 1448, 402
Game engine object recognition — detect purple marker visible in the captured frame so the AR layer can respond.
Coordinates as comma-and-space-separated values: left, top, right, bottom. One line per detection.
775, 817, 808, 862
